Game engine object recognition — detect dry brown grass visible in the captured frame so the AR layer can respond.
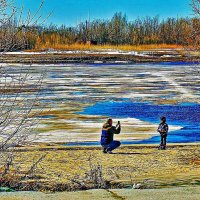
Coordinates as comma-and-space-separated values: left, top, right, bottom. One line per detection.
2, 144, 199, 192
30, 44, 183, 52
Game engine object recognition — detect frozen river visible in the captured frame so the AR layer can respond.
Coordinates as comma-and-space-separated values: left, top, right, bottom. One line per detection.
1, 62, 200, 144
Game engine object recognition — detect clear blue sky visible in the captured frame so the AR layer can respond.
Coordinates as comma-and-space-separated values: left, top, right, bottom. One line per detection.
15, 0, 193, 26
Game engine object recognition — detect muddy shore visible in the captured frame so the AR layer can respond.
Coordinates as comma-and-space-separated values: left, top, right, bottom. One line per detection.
0, 52, 196, 64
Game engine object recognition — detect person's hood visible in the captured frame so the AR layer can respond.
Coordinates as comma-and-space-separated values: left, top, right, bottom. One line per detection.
103, 123, 111, 128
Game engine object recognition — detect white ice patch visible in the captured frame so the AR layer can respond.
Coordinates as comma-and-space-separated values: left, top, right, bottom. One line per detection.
35, 117, 182, 143
2, 50, 152, 57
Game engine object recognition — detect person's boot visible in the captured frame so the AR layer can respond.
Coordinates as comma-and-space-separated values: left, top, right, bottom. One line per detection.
161, 145, 166, 150
103, 148, 108, 154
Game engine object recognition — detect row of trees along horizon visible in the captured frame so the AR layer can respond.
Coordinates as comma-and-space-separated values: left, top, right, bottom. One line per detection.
0, 12, 200, 51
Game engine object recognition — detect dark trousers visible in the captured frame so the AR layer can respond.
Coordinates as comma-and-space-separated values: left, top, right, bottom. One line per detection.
102, 140, 121, 152
160, 134, 167, 148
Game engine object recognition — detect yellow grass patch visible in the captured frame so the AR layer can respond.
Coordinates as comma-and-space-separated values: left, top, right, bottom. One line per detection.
30, 44, 183, 52
6, 144, 200, 192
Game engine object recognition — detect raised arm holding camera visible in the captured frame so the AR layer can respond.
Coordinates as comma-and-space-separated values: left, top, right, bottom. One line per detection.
100, 119, 121, 154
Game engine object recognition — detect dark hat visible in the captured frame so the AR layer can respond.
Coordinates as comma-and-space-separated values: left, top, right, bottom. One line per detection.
160, 116, 166, 122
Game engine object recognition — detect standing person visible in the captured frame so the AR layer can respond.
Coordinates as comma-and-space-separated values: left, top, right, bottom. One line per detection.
157, 116, 169, 150
100, 118, 121, 154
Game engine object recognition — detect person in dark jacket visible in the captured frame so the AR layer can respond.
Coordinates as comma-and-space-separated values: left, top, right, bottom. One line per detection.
157, 116, 169, 150
101, 118, 121, 154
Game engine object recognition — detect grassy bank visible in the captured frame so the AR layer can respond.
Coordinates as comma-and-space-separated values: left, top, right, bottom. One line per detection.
31, 44, 183, 52
1, 144, 200, 192
1, 43, 199, 64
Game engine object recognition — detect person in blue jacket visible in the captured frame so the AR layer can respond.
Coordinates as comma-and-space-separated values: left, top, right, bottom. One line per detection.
100, 118, 121, 154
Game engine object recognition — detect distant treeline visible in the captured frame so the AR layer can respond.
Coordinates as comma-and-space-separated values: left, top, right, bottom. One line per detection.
0, 13, 199, 51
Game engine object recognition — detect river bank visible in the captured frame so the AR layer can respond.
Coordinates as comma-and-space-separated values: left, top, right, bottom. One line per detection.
0, 49, 198, 64
3, 144, 200, 192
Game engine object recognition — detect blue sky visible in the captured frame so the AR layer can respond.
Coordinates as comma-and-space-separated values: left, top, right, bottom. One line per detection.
15, 0, 193, 26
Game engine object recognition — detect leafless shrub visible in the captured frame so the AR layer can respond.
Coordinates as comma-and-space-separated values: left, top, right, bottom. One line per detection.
23, 153, 47, 179
86, 156, 107, 189
0, 152, 47, 191
0, 0, 50, 52
0, 0, 48, 190
0, 67, 45, 150
70, 156, 108, 190
0, 67, 46, 188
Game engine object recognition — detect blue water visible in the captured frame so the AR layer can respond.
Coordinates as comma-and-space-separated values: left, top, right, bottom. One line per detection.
80, 101, 200, 144
39, 115, 56, 119
158, 61, 200, 66
89, 61, 200, 68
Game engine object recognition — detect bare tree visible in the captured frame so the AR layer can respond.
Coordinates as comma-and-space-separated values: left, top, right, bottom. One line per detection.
190, 0, 200, 77
0, 0, 15, 24
191, 0, 200, 50
0, 0, 50, 52
0, 0, 26, 51
0, 0, 47, 149
0, 0, 47, 190
192, 0, 200, 16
